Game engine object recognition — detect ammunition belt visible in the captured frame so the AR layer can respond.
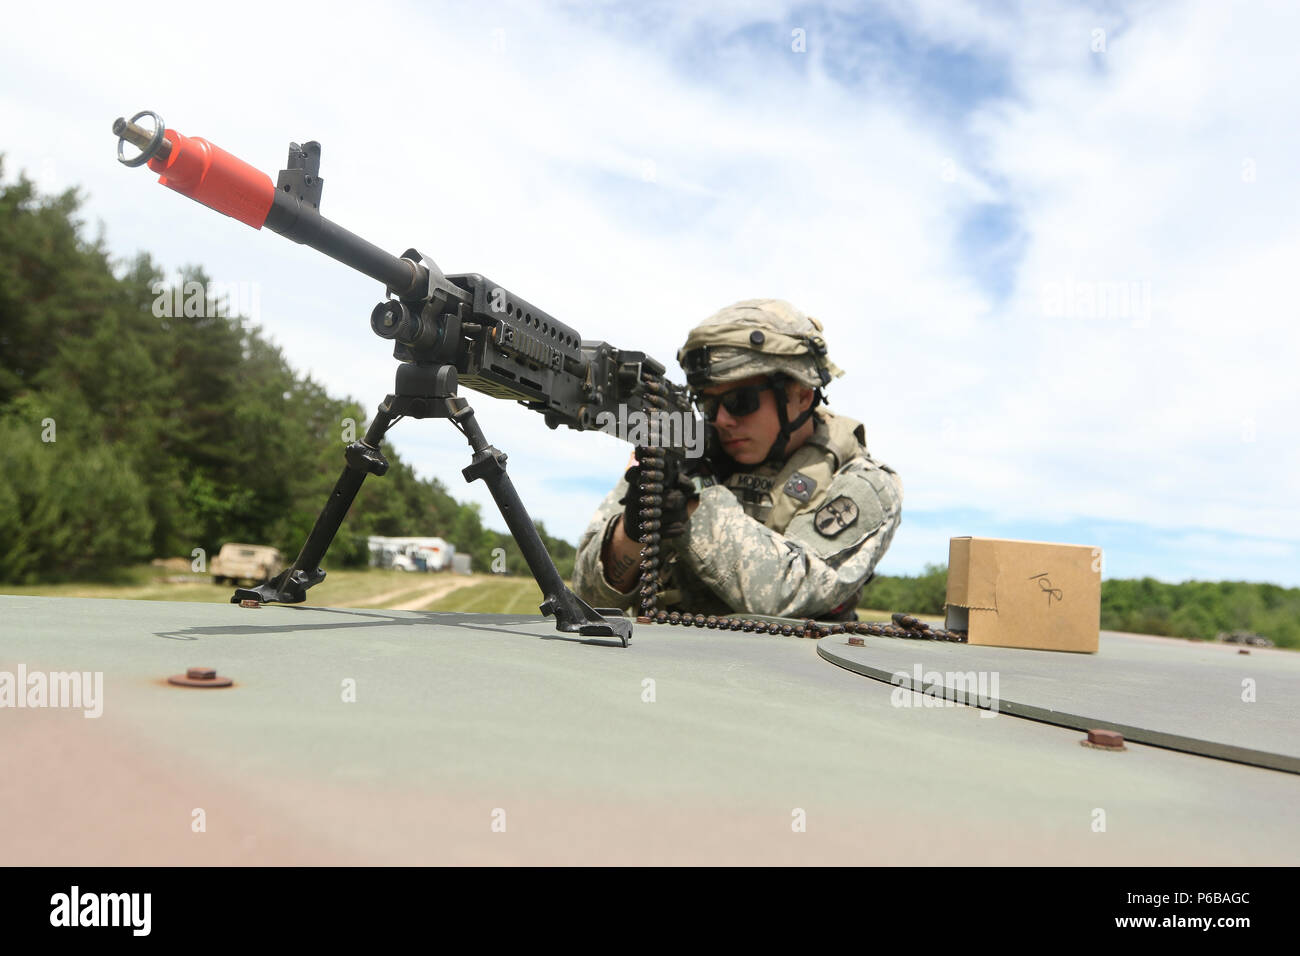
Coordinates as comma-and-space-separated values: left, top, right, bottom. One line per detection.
635, 609, 968, 642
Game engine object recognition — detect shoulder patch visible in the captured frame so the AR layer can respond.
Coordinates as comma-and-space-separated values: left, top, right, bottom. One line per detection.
814, 495, 859, 538
782, 471, 817, 503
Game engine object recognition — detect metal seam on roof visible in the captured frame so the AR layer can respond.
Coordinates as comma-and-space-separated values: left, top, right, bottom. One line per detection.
816, 638, 1300, 775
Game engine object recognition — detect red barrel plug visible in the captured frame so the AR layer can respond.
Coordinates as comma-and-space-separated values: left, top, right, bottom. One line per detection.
147, 128, 276, 229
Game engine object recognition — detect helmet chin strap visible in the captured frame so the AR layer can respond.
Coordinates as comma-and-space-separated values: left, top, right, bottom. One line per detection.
762, 374, 821, 465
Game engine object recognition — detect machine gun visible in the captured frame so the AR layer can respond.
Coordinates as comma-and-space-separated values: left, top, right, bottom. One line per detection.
112, 110, 700, 647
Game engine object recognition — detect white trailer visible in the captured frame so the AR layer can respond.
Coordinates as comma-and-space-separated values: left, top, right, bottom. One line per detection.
367, 536, 455, 572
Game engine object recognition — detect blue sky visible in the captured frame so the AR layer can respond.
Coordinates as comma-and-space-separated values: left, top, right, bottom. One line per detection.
2, 0, 1296, 585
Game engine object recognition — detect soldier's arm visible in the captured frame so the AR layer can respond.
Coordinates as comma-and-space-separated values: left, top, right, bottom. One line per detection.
572, 478, 641, 611
675, 459, 903, 619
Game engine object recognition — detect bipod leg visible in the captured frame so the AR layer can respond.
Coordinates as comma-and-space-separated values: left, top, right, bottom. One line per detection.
450, 397, 632, 646
233, 406, 396, 605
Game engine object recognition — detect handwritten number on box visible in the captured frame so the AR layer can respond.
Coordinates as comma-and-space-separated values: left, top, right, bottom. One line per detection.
1029, 572, 1064, 606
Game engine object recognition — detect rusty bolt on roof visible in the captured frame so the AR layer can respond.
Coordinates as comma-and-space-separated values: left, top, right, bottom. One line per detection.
1081, 728, 1125, 751
239, 599, 260, 609
847, 636, 865, 647
168, 667, 234, 688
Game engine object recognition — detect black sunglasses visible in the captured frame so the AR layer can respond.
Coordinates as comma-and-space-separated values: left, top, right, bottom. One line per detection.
693, 383, 766, 422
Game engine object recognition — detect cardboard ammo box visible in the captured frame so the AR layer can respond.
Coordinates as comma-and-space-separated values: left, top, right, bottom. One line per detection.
944, 537, 1101, 653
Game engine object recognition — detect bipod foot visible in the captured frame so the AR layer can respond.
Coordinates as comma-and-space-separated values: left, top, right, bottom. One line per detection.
541, 592, 633, 646
232, 567, 326, 605
580, 610, 634, 647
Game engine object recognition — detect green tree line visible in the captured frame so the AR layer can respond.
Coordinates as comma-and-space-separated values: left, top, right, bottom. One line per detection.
863, 565, 1298, 648
0, 162, 574, 584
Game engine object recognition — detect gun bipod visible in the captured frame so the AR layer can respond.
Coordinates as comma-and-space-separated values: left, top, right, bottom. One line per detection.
233, 361, 631, 646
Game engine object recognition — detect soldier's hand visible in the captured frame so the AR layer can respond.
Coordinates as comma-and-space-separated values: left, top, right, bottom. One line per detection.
619, 450, 698, 541
618, 460, 647, 542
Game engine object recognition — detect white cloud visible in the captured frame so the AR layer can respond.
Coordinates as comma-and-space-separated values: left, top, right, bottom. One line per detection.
2, 0, 1295, 582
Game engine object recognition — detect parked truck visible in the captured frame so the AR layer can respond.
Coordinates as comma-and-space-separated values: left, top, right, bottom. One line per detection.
211, 543, 283, 586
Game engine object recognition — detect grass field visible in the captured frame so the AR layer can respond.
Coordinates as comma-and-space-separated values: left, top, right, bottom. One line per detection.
0, 564, 935, 622
422, 578, 550, 614
0, 566, 537, 613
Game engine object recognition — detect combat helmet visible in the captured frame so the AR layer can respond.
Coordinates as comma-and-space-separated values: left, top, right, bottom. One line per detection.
677, 299, 844, 463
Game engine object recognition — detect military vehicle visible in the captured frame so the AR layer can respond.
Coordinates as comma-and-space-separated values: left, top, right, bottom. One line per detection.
209, 543, 283, 586
3, 596, 1296, 868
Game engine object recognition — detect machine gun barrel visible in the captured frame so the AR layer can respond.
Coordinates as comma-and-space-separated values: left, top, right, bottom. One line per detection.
112, 111, 438, 299
112, 110, 694, 439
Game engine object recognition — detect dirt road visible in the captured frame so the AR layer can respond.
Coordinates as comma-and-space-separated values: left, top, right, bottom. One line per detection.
357, 575, 481, 611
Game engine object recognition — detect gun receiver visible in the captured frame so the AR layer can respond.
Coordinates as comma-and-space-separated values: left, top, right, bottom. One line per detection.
113, 110, 700, 646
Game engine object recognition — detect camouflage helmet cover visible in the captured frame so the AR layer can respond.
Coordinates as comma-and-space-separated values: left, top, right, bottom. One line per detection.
677, 299, 845, 390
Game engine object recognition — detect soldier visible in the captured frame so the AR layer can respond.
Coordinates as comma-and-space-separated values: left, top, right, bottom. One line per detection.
573, 299, 903, 621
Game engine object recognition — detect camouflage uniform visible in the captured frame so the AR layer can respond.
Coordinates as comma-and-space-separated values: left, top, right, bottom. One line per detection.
573, 299, 903, 620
